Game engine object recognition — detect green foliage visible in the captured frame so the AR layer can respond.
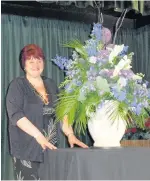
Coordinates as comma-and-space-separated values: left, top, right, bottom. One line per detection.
63, 39, 88, 59
55, 92, 78, 124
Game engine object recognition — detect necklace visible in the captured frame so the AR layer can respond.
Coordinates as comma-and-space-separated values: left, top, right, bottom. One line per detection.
27, 79, 49, 105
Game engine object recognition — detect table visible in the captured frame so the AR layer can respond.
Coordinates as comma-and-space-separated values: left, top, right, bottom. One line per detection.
38, 147, 150, 180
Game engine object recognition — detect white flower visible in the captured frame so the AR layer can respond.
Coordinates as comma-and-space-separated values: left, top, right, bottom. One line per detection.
72, 51, 79, 60
132, 73, 144, 81
132, 74, 143, 80
89, 56, 97, 64
118, 77, 127, 87
108, 44, 124, 64
113, 55, 132, 77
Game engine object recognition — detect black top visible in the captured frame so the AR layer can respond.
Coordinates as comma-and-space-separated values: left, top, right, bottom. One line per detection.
6, 76, 59, 162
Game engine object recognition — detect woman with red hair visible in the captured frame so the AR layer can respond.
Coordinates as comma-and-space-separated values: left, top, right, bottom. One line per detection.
6, 44, 88, 180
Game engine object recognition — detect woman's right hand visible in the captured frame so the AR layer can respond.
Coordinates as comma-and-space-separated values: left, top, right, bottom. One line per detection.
35, 133, 57, 150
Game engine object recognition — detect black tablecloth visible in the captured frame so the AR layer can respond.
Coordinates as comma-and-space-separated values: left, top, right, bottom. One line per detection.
38, 147, 150, 180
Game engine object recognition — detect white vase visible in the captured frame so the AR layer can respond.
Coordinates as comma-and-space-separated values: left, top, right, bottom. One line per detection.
88, 101, 126, 147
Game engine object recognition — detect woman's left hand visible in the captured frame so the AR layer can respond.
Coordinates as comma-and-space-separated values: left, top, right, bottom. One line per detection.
67, 134, 88, 148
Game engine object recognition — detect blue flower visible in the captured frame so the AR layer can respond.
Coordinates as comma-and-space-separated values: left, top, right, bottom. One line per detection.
112, 88, 127, 101
91, 23, 102, 41
52, 55, 69, 70
148, 89, 150, 99
130, 98, 137, 107
72, 79, 82, 87
65, 83, 73, 93
66, 69, 79, 79
118, 46, 129, 56
86, 66, 98, 81
89, 84, 96, 91
130, 101, 143, 116
135, 104, 142, 115
117, 91, 127, 101
84, 39, 98, 57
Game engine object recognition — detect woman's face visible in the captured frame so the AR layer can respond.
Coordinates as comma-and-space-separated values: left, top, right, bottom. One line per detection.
24, 57, 44, 78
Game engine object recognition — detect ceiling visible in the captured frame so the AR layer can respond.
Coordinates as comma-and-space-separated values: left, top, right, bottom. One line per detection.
2, 1, 150, 28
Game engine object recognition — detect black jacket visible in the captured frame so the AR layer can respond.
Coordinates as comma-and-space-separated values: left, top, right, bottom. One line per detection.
6, 76, 58, 162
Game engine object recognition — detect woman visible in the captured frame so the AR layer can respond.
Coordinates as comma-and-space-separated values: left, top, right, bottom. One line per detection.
6, 44, 88, 180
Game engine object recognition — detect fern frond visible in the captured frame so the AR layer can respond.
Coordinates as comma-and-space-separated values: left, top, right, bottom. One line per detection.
63, 39, 88, 59
74, 102, 87, 135
105, 101, 128, 123
55, 93, 78, 125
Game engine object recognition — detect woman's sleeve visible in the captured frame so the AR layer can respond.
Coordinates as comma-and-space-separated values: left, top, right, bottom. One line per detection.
6, 79, 25, 126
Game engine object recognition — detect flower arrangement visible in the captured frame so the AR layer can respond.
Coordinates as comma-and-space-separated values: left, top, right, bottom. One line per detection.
53, 23, 150, 134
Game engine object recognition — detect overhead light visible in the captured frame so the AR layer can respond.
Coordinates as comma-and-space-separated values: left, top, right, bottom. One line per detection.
114, 7, 123, 12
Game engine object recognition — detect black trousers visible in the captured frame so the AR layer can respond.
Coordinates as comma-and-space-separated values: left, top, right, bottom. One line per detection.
12, 157, 40, 180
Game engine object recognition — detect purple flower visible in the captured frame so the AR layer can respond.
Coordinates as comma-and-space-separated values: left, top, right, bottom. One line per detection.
119, 70, 134, 78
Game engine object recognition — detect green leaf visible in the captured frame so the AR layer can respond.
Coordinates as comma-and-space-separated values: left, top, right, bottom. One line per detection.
74, 102, 87, 134
104, 101, 129, 124
55, 93, 78, 124
63, 39, 88, 59
78, 91, 86, 102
